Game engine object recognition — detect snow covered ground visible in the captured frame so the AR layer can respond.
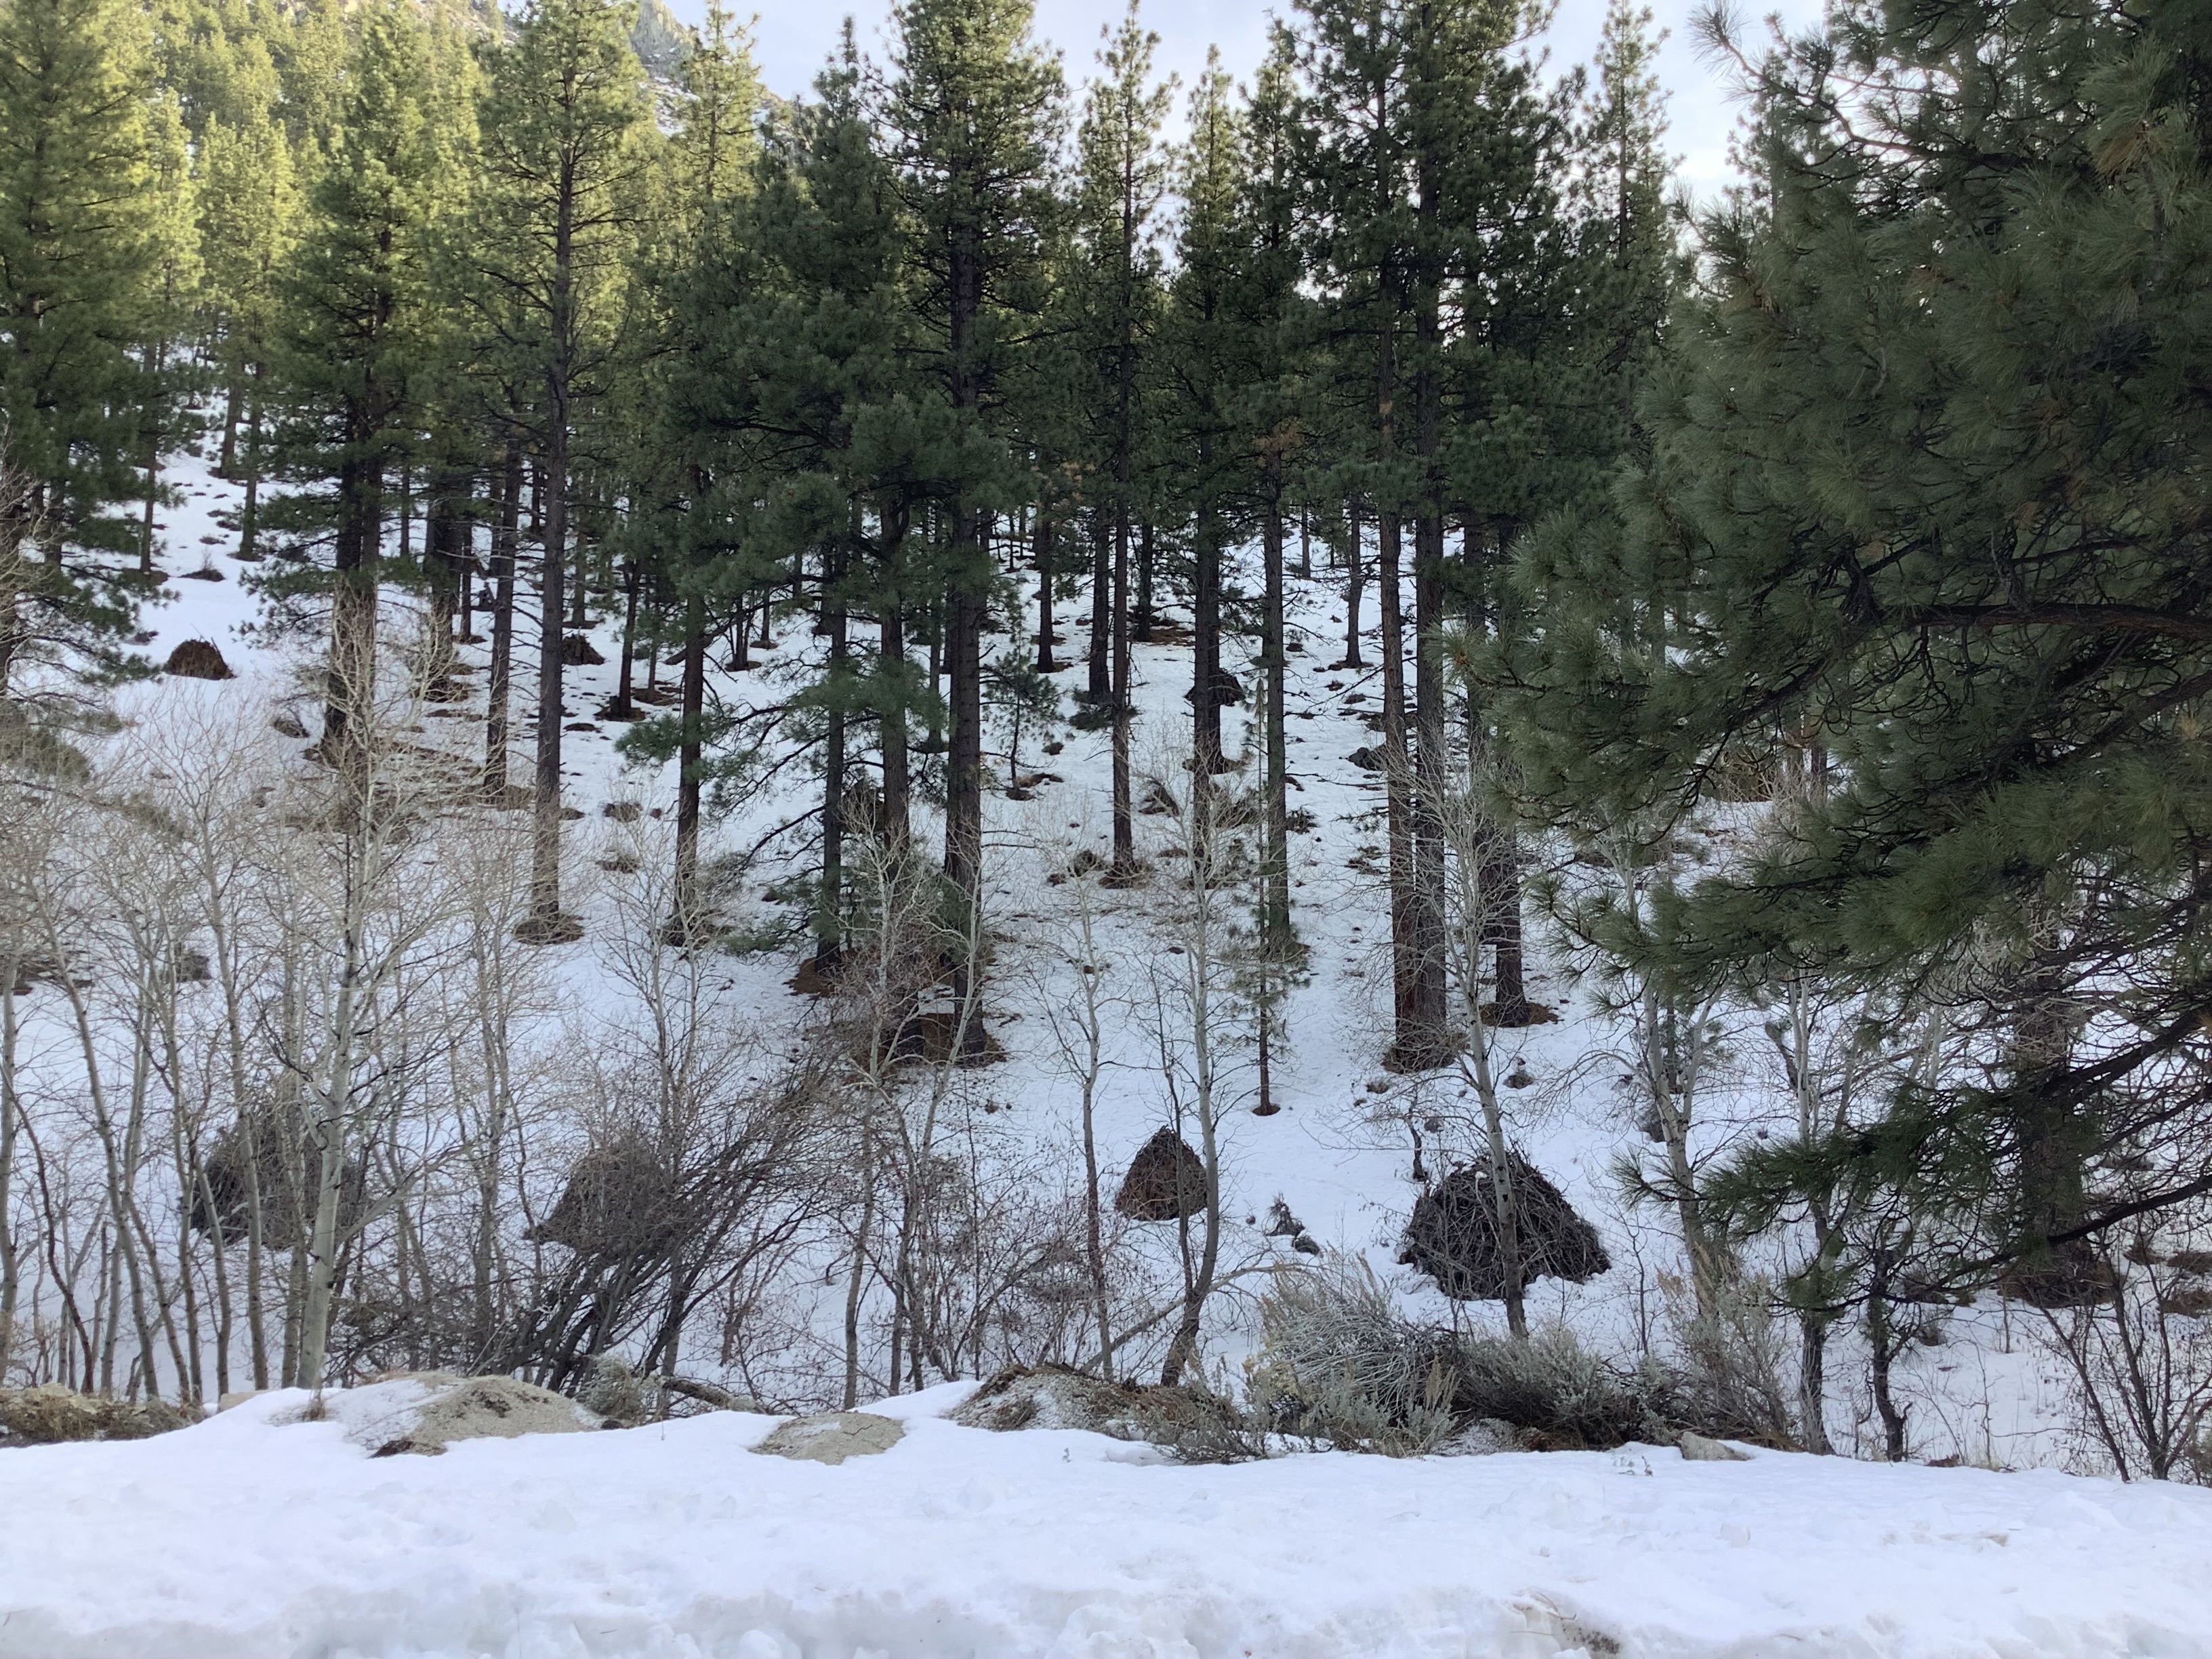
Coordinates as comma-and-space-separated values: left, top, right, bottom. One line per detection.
11, 430, 2202, 1657
3, 1380, 2208, 1659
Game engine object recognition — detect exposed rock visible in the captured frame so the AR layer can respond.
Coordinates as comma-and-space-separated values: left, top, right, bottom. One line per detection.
753, 1410, 903, 1466
164, 638, 234, 680
951, 1366, 1243, 1454
1678, 1431, 1752, 1462
368, 1374, 601, 1456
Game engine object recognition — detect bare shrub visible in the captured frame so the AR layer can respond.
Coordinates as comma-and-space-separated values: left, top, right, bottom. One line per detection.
1246, 1258, 1462, 1455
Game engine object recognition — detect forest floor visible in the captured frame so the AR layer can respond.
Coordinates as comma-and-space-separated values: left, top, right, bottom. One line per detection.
2, 1378, 2209, 1658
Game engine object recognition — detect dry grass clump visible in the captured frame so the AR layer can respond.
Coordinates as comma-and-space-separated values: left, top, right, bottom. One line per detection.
0, 1385, 200, 1445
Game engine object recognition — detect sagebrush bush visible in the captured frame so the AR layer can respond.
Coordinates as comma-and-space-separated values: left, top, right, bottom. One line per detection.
1249, 1258, 1676, 1453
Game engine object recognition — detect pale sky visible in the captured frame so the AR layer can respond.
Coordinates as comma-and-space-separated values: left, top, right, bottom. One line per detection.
665, 0, 1828, 203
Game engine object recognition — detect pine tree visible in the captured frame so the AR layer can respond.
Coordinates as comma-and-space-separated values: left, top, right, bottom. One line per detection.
0, 0, 175, 710
661, 37, 971, 954
198, 85, 302, 511
1230, 26, 1316, 949
1164, 49, 1238, 797
1507, 0, 2212, 1303
882, 0, 1061, 921
277, 0, 466, 796
1072, 3, 1172, 879
1300, 0, 1539, 1065
621, 0, 758, 930
472, 0, 653, 939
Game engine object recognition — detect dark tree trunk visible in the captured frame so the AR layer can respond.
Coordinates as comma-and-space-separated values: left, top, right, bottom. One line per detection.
1087, 507, 1111, 705
324, 432, 381, 805
1261, 487, 1290, 943
218, 376, 243, 480
1343, 503, 1365, 668
1034, 510, 1055, 672
1192, 464, 1223, 779
1407, 136, 1451, 1058
671, 595, 707, 939
237, 367, 264, 561
1135, 518, 1155, 643
609, 559, 640, 719
423, 466, 468, 694
524, 400, 571, 936
817, 546, 848, 972
485, 446, 521, 797
1109, 501, 1135, 880
878, 531, 911, 847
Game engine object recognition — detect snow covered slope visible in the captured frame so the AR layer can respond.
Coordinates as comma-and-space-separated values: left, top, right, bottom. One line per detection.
1, 1385, 2206, 1659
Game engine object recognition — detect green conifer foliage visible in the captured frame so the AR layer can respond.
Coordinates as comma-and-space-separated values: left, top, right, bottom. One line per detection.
882, 0, 1061, 911
1071, 3, 1172, 878
1508, 0, 2212, 1297
472, 0, 653, 935
0, 0, 175, 705
276, 0, 470, 790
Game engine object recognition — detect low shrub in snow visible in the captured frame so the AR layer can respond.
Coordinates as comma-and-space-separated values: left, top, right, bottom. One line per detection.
1248, 1258, 1677, 1454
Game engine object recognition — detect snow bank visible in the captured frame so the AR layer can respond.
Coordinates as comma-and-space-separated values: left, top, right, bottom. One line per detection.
1, 1385, 2207, 1658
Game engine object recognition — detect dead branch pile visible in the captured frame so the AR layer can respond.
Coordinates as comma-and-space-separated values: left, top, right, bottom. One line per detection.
1398, 1153, 1610, 1301
190, 1105, 367, 1252
1113, 1128, 1207, 1222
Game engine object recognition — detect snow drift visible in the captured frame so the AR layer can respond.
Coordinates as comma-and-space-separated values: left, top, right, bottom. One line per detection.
0, 1382, 2207, 1659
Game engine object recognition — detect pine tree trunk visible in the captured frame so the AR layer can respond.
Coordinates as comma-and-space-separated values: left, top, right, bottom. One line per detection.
943, 217, 985, 922
1374, 292, 1431, 1067
1408, 157, 1450, 1057
458, 480, 477, 643
1033, 511, 1055, 672
1343, 502, 1365, 668
218, 375, 243, 480
423, 468, 465, 694
817, 546, 847, 972
879, 565, 910, 848
525, 405, 570, 935
1087, 508, 1112, 705
485, 447, 521, 798
1135, 519, 1155, 642
610, 559, 640, 719
1799, 1312, 1832, 1454
945, 540, 984, 899
238, 371, 264, 561
325, 440, 380, 807
1262, 487, 1291, 943
671, 596, 706, 940
1191, 459, 1223, 777
1109, 502, 1135, 880
1486, 825, 1530, 1022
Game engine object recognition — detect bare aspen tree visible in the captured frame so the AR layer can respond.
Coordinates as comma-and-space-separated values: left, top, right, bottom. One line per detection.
1149, 755, 1251, 1387
1420, 738, 1530, 1338
1031, 839, 1121, 1378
